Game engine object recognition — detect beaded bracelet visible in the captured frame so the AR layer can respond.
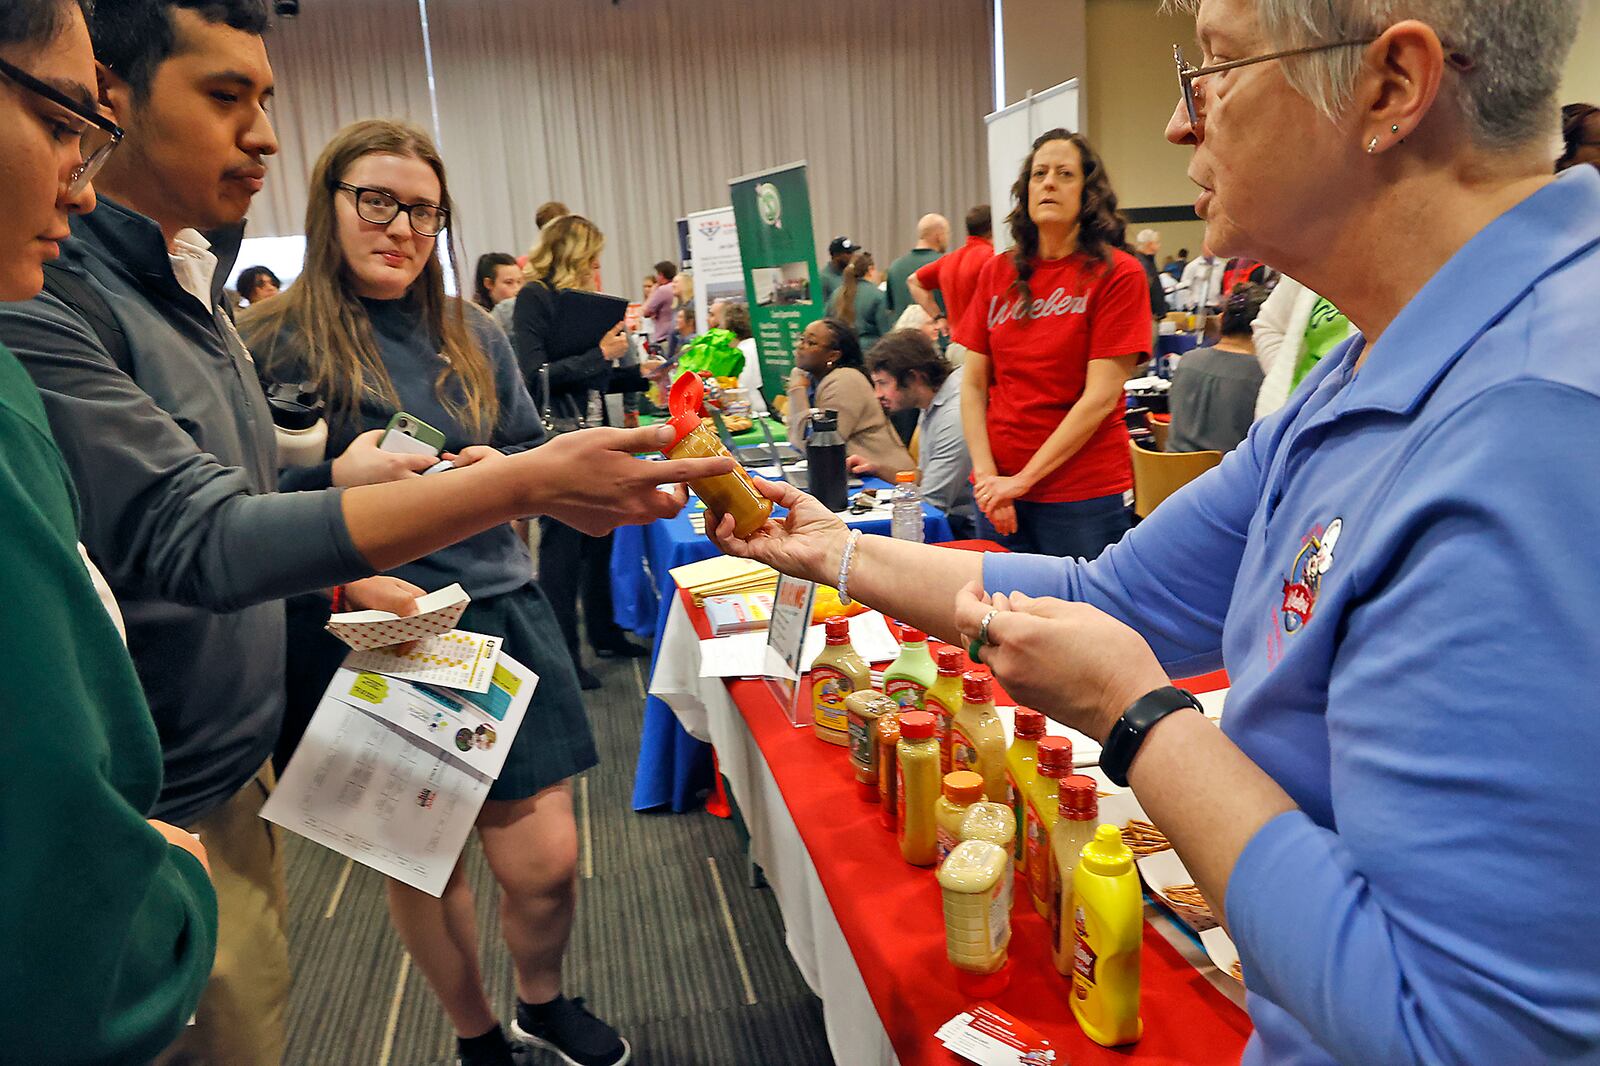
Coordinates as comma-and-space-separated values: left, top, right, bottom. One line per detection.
836, 529, 864, 606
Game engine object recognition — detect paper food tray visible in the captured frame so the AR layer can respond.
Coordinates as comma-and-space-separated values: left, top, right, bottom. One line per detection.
1138, 848, 1220, 932
1095, 791, 1218, 932
1200, 926, 1242, 983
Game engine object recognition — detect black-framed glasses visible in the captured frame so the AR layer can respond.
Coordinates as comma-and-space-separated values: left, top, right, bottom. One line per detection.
0, 55, 123, 194
336, 182, 449, 237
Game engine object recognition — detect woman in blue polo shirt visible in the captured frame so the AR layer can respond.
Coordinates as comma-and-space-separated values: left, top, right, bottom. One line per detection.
710, 3, 1600, 1062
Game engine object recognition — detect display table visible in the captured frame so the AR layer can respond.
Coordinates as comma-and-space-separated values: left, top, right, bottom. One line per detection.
616, 489, 953, 811
662, 588, 1252, 1066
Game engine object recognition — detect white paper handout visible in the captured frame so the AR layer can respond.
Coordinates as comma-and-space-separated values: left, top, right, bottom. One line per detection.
262, 650, 538, 897
698, 610, 900, 679
322, 654, 536, 781
325, 583, 471, 650
262, 700, 490, 897
344, 628, 502, 693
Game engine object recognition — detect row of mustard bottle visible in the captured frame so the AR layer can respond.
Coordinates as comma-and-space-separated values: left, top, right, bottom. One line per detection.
810, 617, 1143, 1048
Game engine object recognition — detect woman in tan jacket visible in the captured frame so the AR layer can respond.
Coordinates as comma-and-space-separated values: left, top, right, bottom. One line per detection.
786, 318, 914, 478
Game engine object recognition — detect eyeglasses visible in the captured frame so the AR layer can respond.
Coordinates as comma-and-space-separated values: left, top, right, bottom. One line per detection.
0, 55, 123, 195
1174, 39, 1475, 130
1174, 40, 1378, 129
336, 183, 449, 237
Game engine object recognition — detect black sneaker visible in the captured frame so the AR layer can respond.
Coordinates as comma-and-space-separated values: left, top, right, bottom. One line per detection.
511, 996, 631, 1066
454, 1023, 539, 1066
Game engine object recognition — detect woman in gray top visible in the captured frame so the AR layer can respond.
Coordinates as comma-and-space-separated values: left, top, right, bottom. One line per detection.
242, 120, 628, 1066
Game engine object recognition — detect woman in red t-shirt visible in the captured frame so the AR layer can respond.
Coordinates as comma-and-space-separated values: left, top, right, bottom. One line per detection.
954, 129, 1152, 558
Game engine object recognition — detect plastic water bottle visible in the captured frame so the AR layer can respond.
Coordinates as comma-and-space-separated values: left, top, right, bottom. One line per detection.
891, 471, 924, 542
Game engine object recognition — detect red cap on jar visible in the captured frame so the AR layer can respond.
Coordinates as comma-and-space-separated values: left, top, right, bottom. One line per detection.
1037, 736, 1074, 776
824, 617, 851, 645
899, 626, 927, 645
1058, 774, 1098, 819
659, 372, 707, 454
955, 958, 1012, 999
962, 669, 992, 704
1013, 708, 1046, 740
935, 646, 964, 675
899, 711, 936, 739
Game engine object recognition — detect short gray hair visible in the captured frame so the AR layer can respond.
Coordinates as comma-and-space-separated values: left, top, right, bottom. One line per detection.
1168, 0, 1581, 149
1136, 228, 1161, 246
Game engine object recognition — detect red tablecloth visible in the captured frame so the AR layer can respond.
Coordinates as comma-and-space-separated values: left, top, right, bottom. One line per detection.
686, 591, 1251, 1065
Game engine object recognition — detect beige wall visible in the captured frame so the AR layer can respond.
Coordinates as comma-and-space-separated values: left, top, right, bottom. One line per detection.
1562, 1, 1600, 106
1000, 0, 1087, 106
1084, 0, 1196, 209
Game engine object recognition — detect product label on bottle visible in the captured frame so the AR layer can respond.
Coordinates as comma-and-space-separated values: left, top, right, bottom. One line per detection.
895, 769, 907, 844
811, 666, 853, 734
1025, 798, 1052, 905
1052, 868, 1069, 955
1072, 906, 1096, 1000
884, 677, 927, 712
951, 722, 977, 774
1006, 773, 1026, 868
988, 883, 1011, 955
936, 825, 959, 861
848, 715, 875, 773
928, 695, 957, 775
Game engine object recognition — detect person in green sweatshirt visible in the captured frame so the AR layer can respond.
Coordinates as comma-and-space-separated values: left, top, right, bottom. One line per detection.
0, 0, 217, 1059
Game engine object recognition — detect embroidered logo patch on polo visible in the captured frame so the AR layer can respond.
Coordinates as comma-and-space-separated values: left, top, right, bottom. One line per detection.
1281, 518, 1342, 634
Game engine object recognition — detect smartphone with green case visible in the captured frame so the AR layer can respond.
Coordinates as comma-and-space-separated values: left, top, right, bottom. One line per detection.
379, 411, 446, 457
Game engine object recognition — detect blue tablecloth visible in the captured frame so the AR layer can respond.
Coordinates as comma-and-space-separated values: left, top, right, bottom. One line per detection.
616, 486, 953, 811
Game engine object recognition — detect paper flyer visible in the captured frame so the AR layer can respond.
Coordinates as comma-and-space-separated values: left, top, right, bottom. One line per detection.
344, 629, 502, 693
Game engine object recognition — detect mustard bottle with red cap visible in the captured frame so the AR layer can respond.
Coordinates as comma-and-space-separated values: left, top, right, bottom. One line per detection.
660, 372, 772, 538
810, 617, 870, 747
1006, 708, 1046, 877
925, 645, 965, 776
896, 711, 942, 866
1024, 736, 1074, 918
950, 669, 1008, 803
1051, 774, 1101, 975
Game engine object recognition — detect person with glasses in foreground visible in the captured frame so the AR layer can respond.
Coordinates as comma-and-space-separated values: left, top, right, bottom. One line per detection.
0, 0, 214, 1060
0, 3, 729, 1062
242, 119, 628, 1066
710, 0, 1600, 1062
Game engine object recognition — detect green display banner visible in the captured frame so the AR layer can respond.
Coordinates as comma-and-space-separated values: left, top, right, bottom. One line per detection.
729, 162, 822, 396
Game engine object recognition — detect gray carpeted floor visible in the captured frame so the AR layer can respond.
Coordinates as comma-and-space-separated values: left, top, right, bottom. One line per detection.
282, 651, 835, 1066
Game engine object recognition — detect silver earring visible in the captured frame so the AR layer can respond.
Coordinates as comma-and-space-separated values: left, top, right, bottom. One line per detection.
1391, 124, 1400, 133
1368, 137, 1379, 153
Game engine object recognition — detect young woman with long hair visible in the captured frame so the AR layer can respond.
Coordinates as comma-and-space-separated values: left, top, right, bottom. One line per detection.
954, 128, 1152, 558
510, 214, 648, 688
241, 120, 629, 1066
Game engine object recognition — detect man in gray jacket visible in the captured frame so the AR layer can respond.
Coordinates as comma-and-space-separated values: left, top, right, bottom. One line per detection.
0, 4, 727, 1061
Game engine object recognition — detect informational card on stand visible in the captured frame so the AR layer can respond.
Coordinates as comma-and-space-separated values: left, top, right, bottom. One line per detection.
762, 573, 816, 728
262, 648, 538, 897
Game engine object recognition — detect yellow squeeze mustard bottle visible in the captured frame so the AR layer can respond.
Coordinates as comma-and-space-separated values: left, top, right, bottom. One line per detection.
950, 669, 1008, 803
959, 801, 1017, 918
1006, 708, 1046, 878
1024, 736, 1073, 918
844, 690, 896, 802
934, 771, 986, 861
895, 711, 941, 866
937, 840, 1012, 997
1051, 775, 1101, 976
925, 646, 965, 777
882, 626, 939, 713
660, 375, 773, 538
1071, 825, 1144, 1047
810, 617, 870, 747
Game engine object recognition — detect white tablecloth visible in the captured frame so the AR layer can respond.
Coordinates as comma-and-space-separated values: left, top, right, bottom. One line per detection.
650, 594, 902, 1066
